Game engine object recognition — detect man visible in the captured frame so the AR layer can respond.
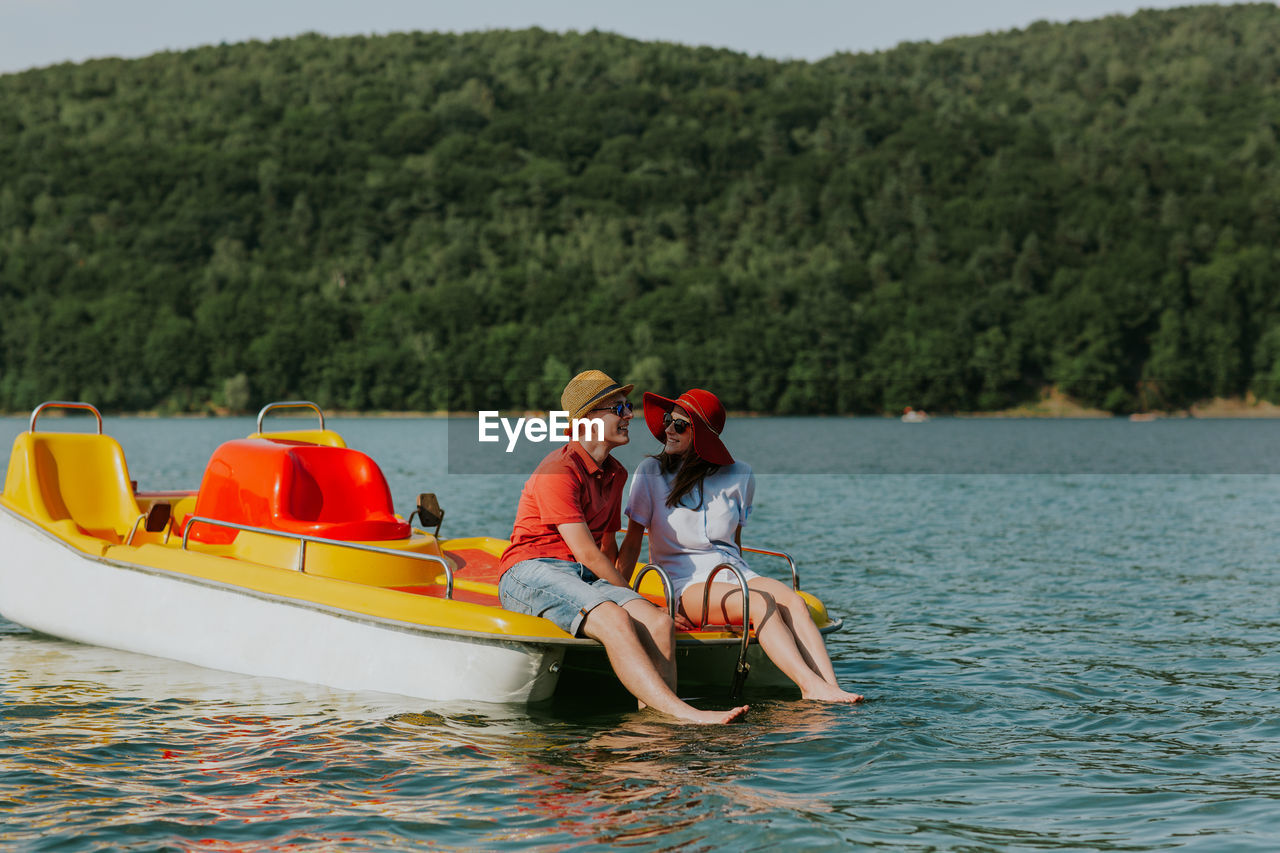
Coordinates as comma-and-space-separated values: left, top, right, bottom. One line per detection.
498, 370, 748, 724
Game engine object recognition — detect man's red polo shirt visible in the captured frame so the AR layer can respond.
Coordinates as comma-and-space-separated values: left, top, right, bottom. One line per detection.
499, 441, 627, 574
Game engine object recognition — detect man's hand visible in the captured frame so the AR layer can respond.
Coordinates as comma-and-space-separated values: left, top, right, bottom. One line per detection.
557, 522, 630, 588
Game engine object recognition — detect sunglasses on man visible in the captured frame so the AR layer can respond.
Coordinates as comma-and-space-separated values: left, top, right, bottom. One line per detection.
589, 401, 634, 417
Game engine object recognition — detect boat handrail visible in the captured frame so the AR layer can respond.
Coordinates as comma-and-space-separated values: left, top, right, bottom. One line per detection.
28, 401, 103, 435
741, 545, 799, 590
256, 401, 326, 435
700, 562, 753, 702
630, 563, 676, 620
639, 530, 798, 590
699, 563, 752, 634
180, 515, 454, 598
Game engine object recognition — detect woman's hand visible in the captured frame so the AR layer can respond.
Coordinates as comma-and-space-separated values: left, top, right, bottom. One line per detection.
616, 518, 647, 580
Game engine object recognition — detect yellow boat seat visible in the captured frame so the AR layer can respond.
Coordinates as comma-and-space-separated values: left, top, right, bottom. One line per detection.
3, 432, 144, 544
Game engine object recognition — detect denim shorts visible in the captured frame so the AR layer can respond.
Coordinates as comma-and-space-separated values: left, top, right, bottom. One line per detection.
499, 558, 647, 637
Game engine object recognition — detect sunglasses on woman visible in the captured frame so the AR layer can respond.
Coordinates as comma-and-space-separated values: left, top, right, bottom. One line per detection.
590, 400, 633, 417
662, 413, 692, 434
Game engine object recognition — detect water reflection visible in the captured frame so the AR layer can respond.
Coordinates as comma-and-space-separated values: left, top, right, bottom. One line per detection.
454, 701, 849, 849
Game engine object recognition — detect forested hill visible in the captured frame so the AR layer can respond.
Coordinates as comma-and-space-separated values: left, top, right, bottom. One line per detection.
2, 5, 1279, 415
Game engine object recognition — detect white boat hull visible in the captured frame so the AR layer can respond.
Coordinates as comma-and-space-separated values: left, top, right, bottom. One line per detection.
0, 509, 565, 704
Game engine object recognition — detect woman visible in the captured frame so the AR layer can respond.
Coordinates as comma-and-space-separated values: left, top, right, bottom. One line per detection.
617, 388, 863, 704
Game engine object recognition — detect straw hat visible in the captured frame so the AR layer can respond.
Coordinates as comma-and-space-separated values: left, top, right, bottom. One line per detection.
642, 388, 734, 466
561, 370, 634, 420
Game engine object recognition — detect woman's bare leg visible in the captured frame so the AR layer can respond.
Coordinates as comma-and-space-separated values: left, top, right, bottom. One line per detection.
753, 577, 841, 683
684, 580, 862, 704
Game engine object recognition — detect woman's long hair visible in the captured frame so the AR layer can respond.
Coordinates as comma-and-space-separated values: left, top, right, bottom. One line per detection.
656, 449, 720, 509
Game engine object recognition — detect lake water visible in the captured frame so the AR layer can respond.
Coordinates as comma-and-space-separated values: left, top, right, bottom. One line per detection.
2, 415, 1278, 850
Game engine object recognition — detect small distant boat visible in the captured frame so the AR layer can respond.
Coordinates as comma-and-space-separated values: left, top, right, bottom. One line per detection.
0, 401, 843, 704
901, 406, 930, 423
1128, 412, 1159, 422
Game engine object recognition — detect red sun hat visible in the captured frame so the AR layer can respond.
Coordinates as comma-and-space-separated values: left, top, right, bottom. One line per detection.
642, 388, 734, 466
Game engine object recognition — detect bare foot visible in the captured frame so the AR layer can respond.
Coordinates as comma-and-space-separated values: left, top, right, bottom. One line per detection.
671, 704, 750, 724
802, 683, 864, 704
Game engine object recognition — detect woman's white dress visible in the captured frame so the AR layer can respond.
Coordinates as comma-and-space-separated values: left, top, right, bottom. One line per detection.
624, 457, 758, 597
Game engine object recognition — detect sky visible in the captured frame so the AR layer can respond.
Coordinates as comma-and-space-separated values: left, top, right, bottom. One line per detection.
0, 0, 1235, 75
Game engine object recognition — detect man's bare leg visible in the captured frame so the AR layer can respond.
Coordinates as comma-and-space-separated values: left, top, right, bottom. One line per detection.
582, 602, 748, 724
622, 599, 678, 694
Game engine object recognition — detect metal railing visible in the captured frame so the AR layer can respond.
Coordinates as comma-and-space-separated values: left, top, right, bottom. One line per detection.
637, 530, 798, 590
742, 545, 799, 590
700, 562, 754, 703
29, 401, 103, 434
630, 563, 676, 620
180, 515, 454, 598
630, 559, 753, 701
256, 401, 326, 435
698, 563, 753, 635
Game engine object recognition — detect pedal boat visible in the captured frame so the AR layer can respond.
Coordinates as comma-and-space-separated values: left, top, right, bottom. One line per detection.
0, 402, 843, 705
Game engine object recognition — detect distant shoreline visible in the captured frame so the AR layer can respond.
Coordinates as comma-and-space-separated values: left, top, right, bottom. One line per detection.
962, 393, 1280, 420
5, 396, 1280, 420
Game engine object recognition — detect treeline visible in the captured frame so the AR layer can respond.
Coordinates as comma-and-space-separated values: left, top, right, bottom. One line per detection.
2, 5, 1279, 414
